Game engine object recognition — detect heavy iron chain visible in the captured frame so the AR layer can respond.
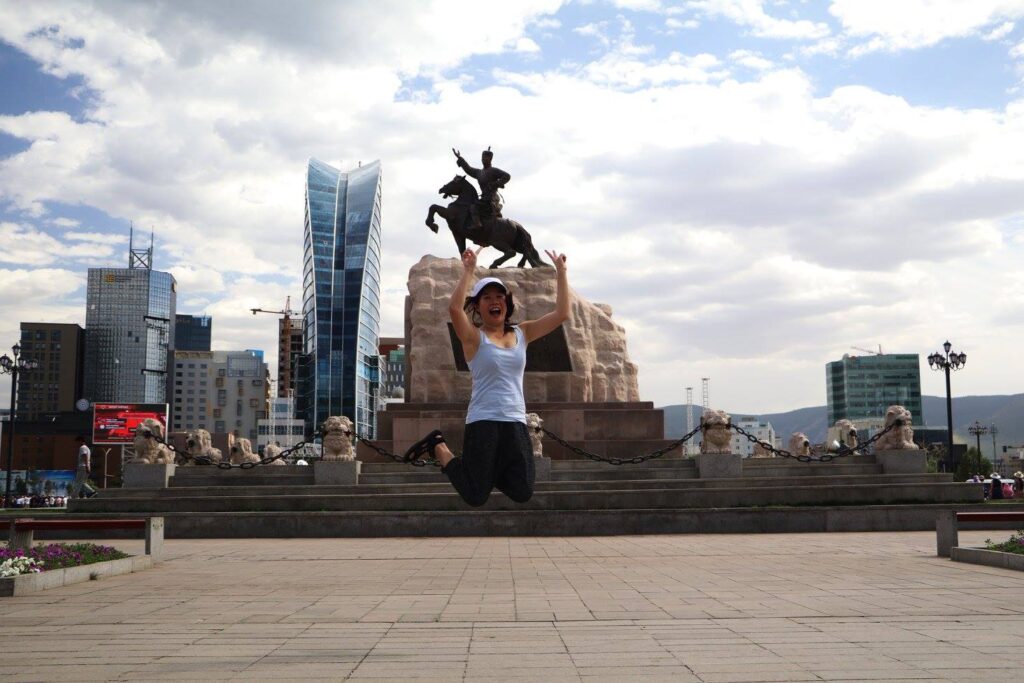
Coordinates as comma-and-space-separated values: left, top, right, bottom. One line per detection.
356, 436, 442, 468
729, 419, 901, 463
540, 424, 702, 466
151, 432, 321, 469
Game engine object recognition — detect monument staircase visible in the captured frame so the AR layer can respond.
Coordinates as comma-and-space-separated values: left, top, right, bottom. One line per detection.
65, 259, 995, 536
70, 450, 986, 537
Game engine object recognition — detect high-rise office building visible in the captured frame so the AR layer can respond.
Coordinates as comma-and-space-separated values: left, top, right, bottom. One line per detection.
15, 323, 85, 420
826, 353, 923, 427
170, 350, 268, 441
298, 158, 382, 437
84, 235, 176, 404
174, 314, 212, 351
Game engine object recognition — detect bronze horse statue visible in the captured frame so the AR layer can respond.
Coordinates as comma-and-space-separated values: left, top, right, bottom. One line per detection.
426, 175, 546, 268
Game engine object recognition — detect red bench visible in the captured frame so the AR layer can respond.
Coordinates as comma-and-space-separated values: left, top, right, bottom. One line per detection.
7, 517, 164, 560
936, 511, 1024, 557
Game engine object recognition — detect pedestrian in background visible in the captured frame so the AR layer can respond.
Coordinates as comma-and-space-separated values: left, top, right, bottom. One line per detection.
71, 435, 92, 498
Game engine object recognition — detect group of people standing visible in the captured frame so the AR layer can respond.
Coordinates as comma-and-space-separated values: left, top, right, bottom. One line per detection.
968, 472, 1024, 499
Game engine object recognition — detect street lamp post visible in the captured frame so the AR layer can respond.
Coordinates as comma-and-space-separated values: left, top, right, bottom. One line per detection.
1, 342, 39, 507
991, 424, 999, 464
927, 341, 966, 473
968, 420, 988, 475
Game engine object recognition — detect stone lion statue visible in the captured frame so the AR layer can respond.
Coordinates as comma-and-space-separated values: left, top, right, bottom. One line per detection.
229, 437, 260, 465
787, 433, 812, 457
751, 442, 772, 458
700, 409, 732, 454
132, 418, 174, 465
874, 405, 919, 451
321, 415, 355, 461
526, 412, 545, 458
833, 419, 859, 450
263, 443, 286, 466
182, 428, 222, 466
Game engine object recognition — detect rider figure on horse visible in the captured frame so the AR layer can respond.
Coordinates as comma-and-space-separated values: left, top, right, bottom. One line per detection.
453, 146, 510, 233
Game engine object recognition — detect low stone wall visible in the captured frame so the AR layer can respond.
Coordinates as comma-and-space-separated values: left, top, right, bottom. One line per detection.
950, 547, 1024, 572
0, 556, 152, 597
59, 503, 1022, 538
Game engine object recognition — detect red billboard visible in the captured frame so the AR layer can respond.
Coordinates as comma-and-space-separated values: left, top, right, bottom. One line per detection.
92, 403, 169, 445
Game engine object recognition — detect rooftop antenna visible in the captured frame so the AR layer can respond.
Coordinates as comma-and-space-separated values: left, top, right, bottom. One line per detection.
701, 377, 710, 412
129, 221, 153, 270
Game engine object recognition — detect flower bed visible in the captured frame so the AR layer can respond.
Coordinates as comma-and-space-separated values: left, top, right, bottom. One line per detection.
985, 530, 1024, 555
0, 543, 128, 575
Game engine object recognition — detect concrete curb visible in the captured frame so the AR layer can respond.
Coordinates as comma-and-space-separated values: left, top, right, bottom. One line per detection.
0, 555, 151, 597
950, 547, 1024, 572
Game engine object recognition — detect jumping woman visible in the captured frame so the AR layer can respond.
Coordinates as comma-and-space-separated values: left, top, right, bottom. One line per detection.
404, 245, 570, 506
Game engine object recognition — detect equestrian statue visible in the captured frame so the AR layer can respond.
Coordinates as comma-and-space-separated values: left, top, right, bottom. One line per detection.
426, 147, 546, 268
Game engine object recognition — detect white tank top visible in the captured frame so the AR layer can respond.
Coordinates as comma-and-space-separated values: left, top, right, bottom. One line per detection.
466, 326, 527, 424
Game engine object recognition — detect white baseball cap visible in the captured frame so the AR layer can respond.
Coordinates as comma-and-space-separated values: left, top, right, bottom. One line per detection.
470, 277, 508, 298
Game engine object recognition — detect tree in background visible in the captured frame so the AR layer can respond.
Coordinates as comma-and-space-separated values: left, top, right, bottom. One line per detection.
955, 447, 993, 481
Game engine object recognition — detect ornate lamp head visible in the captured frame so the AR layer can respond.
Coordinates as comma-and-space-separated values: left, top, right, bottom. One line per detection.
11, 342, 20, 357
943, 340, 952, 354
0, 355, 10, 371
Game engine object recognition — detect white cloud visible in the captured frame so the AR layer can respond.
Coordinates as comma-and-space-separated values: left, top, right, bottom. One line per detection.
0, 1, 1021, 414
687, 0, 830, 40
65, 231, 129, 244
729, 49, 774, 70
831, 0, 1024, 53
984, 20, 1016, 41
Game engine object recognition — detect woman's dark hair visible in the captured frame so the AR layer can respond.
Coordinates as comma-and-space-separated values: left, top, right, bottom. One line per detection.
464, 285, 516, 332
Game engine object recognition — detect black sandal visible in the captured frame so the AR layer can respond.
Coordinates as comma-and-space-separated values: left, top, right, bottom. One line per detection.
403, 429, 444, 462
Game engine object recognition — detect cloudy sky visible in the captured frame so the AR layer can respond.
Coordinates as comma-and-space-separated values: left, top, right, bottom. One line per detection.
1, 0, 1023, 416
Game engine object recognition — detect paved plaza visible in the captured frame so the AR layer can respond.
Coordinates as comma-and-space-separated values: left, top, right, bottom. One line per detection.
1, 531, 1023, 681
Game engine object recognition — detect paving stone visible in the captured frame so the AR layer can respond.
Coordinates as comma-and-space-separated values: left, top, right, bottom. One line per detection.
0, 531, 1022, 681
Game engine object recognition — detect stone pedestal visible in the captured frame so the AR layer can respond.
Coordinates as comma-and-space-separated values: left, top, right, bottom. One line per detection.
406, 256, 639, 403
697, 453, 742, 479
876, 449, 927, 474
534, 456, 551, 482
314, 460, 361, 485
123, 463, 176, 488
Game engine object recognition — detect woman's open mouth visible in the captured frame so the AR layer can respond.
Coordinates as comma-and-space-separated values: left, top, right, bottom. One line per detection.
488, 306, 502, 316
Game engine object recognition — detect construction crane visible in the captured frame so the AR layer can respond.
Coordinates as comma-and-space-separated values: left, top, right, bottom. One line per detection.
251, 295, 297, 320
251, 296, 299, 399
851, 344, 884, 355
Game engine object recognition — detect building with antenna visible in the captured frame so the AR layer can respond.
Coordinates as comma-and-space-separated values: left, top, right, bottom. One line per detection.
83, 229, 176, 404
297, 158, 383, 437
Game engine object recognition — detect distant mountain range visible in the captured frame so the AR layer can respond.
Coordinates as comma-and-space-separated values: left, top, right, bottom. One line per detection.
661, 394, 1024, 455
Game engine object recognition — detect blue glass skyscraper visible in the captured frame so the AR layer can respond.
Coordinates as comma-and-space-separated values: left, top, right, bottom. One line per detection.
299, 159, 382, 437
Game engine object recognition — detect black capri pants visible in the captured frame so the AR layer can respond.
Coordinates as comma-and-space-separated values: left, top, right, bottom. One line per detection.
442, 420, 535, 507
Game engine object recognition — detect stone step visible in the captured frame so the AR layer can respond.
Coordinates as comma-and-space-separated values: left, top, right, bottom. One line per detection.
71, 481, 981, 514
85, 473, 958, 500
